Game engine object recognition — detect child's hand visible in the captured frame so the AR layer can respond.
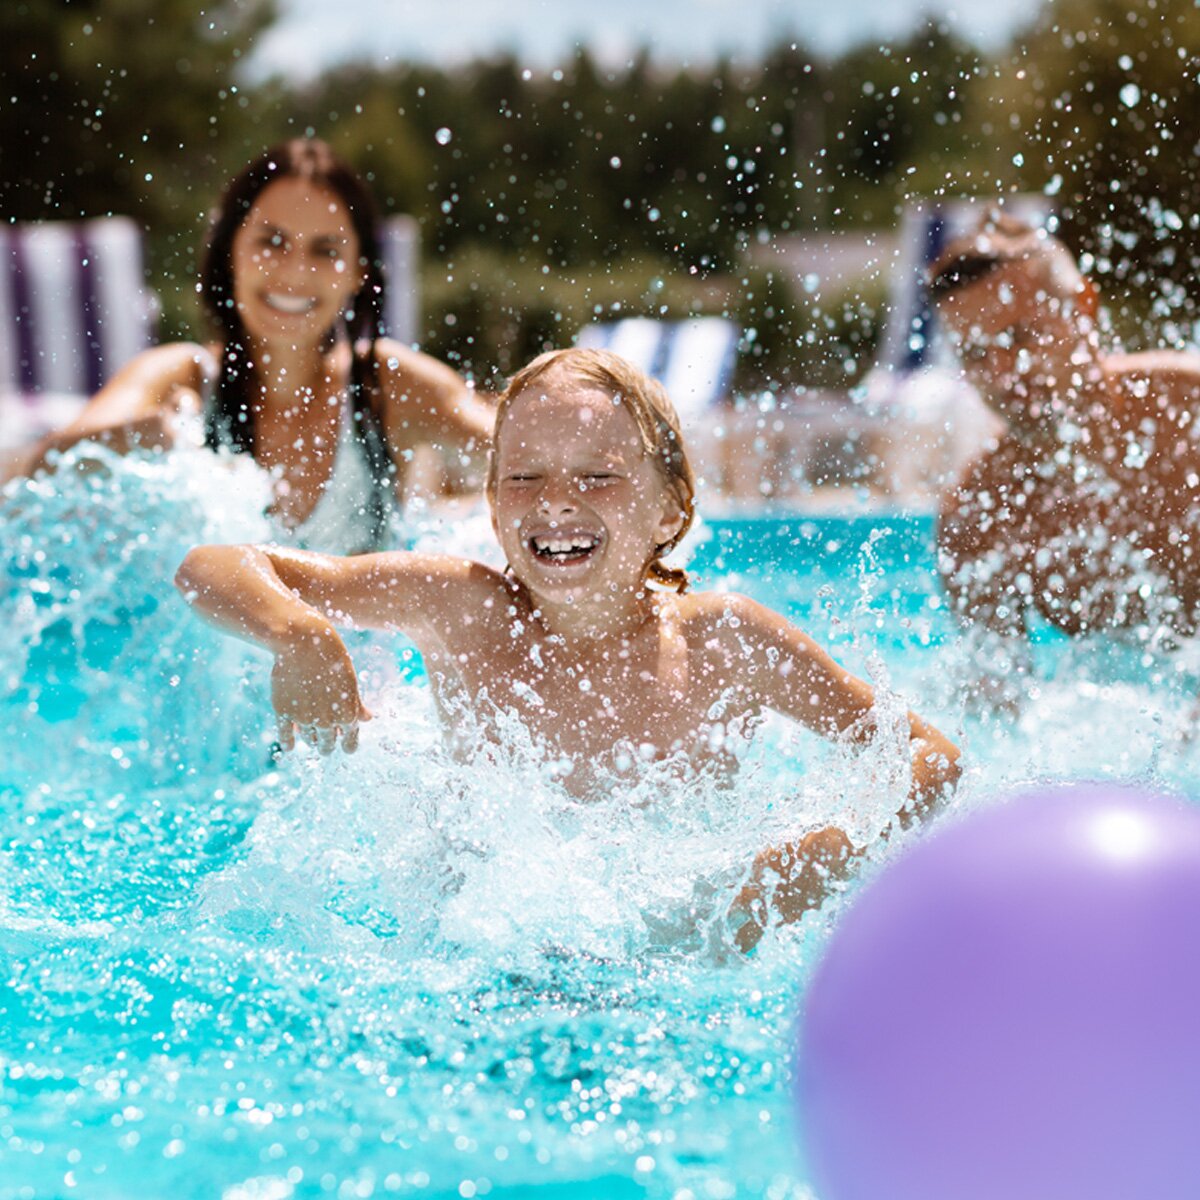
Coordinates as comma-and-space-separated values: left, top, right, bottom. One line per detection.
271, 625, 373, 755
728, 827, 858, 953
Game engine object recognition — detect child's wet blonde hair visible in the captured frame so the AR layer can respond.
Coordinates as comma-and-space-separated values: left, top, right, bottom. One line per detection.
488, 347, 697, 593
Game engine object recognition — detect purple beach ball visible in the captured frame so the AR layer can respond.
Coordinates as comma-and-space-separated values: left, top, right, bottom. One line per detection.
796, 783, 1200, 1200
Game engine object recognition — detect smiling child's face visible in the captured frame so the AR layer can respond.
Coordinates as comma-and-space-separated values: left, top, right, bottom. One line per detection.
490, 379, 684, 611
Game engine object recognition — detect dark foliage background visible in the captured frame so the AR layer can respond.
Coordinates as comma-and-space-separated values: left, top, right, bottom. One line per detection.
4, 0, 1197, 389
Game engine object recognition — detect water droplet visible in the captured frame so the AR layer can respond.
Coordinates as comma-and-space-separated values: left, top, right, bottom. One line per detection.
435, 127, 453, 146
1120, 83, 1141, 108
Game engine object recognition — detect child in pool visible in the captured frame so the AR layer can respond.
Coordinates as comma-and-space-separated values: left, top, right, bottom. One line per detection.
176, 348, 961, 949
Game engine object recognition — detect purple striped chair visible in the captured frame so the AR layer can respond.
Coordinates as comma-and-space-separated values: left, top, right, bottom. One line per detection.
0, 217, 157, 456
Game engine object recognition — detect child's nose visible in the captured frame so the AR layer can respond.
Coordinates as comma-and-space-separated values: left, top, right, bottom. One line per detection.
538, 476, 579, 513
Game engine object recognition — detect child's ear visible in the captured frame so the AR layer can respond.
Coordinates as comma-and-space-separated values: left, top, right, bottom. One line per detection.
656, 493, 688, 545
487, 453, 500, 538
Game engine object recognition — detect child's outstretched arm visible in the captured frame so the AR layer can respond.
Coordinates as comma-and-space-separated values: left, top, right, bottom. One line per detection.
175, 544, 491, 753
714, 593, 961, 818
713, 593, 961, 951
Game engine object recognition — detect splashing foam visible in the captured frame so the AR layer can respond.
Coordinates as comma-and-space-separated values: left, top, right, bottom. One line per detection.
2, 443, 279, 790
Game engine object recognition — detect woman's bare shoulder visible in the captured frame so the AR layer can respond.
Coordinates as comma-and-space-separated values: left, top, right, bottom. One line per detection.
372, 338, 462, 392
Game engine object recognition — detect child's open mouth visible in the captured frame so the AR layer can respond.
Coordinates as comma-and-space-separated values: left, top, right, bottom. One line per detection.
528, 531, 602, 565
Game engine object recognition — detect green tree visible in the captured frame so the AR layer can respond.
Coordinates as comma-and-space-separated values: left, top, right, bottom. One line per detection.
970, 0, 1200, 331
2, 0, 275, 330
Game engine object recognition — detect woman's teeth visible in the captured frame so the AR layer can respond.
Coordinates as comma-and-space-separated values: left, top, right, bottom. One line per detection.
264, 293, 317, 315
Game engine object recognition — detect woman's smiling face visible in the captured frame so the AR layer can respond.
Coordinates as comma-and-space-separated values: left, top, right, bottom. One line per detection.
491, 381, 684, 609
230, 176, 364, 346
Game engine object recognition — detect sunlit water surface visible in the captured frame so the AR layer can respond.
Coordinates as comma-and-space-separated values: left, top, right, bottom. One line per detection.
3, 447, 1199, 1199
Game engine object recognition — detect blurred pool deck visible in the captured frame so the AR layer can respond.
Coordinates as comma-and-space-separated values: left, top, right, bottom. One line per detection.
1, 363, 1001, 518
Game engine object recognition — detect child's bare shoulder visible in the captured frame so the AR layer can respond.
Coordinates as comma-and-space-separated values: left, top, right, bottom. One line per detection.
671, 589, 782, 640
669, 590, 830, 691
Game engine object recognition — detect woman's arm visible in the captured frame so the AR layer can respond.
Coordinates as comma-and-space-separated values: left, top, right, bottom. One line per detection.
12, 343, 211, 479
374, 340, 494, 485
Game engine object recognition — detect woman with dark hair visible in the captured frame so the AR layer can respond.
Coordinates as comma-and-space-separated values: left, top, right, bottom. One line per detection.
15, 138, 492, 553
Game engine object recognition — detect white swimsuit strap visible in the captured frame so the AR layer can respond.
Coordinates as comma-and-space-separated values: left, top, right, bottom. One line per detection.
291, 402, 388, 556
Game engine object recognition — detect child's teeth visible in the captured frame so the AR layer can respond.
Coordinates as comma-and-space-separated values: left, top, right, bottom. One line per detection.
534, 535, 596, 554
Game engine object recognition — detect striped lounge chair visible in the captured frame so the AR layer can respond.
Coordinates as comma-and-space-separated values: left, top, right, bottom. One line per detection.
0, 216, 157, 456
575, 316, 740, 429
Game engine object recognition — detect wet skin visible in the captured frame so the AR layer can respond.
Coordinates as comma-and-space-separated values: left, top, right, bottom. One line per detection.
228, 177, 368, 527
938, 262, 1200, 636
230, 176, 365, 350
13, 176, 493, 511
177, 376, 961, 946
263, 385, 900, 785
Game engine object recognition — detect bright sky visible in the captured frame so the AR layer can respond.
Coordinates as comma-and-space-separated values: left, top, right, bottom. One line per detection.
248, 0, 1046, 79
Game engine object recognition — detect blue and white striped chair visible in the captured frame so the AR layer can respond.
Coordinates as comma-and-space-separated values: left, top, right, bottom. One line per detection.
380, 214, 420, 348
575, 316, 739, 429
0, 216, 158, 455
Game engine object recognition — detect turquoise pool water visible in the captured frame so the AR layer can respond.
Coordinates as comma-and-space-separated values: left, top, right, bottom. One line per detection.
4, 451, 1200, 1199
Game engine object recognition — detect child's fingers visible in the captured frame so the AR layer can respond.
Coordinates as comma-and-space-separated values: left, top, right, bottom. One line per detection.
343, 723, 360, 753
277, 721, 296, 751
359, 702, 373, 722
316, 726, 337, 755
